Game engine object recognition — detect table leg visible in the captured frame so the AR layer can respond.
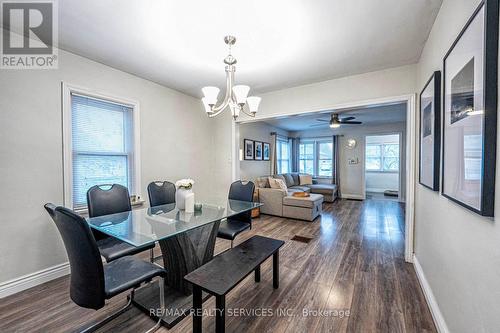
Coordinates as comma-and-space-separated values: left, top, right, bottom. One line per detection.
193, 286, 202, 333
273, 251, 279, 289
216, 295, 225, 333
254, 265, 261, 282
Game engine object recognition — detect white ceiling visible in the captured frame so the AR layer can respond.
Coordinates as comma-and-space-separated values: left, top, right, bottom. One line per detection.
263, 103, 407, 132
57, 0, 442, 97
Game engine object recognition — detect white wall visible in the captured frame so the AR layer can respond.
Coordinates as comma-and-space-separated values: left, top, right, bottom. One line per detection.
239, 64, 417, 122
415, 0, 500, 332
0, 48, 216, 285
291, 122, 406, 200
238, 122, 289, 181
366, 172, 399, 192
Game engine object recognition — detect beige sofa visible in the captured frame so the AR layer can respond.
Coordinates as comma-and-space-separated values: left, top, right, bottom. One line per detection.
256, 175, 325, 221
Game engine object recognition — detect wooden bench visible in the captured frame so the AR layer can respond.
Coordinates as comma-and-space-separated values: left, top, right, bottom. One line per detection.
184, 235, 285, 333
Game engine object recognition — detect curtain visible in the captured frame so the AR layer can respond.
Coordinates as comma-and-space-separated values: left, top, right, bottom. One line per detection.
291, 138, 300, 172
270, 133, 278, 175
333, 135, 341, 197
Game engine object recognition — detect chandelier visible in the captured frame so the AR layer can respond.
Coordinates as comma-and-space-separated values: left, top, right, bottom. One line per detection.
201, 36, 261, 120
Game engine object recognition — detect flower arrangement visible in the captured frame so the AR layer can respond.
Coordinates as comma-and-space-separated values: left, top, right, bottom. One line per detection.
175, 178, 195, 190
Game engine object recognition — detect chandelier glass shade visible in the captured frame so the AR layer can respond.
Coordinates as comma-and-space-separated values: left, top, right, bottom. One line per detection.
201, 36, 261, 120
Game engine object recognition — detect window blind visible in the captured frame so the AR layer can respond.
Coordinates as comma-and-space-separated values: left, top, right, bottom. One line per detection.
71, 94, 134, 208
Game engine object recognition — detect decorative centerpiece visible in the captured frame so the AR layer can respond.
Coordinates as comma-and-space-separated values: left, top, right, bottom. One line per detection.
175, 178, 195, 211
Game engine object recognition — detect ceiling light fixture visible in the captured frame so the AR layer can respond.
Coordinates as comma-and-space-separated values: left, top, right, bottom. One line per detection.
201, 36, 261, 120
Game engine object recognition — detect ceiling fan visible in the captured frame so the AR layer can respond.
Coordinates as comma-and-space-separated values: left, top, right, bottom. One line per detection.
311, 114, 362, 128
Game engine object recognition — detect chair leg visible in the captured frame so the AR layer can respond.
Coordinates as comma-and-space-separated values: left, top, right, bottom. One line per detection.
80, 291, 134, 333
145, 277, 165, 333
150, 248, 154, 263
230, 239, 234, 248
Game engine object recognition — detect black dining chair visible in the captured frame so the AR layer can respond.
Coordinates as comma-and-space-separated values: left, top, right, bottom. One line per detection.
147, 181, 176, 207
87, 184, 155, 262
44, 203, 165, 333
217, 180, 255, 248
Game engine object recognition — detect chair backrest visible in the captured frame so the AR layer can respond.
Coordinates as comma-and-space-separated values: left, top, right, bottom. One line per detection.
228, 180, 255, 223
147, 181, 176, 207
228, 180, 255, 202
44, 203, 105, 310
87, 184, 131, 218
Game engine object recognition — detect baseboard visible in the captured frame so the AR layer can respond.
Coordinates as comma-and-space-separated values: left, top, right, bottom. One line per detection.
0, 262, 70, 299
413, 255, 449, 333
341, 193, 365, 200
366, 188, 399, 193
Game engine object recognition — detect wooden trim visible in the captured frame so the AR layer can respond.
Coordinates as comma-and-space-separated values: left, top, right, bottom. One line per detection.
0, 262, 70, 299
61, 82, 142, 209
413, 255, 450, 333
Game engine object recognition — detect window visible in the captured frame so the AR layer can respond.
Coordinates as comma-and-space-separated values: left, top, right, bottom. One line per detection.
277, 139, 290, 174
365, 134, 400, 172
299, 142, 315, 175
63, 86, 139, 209
318, 142, 333, 177
299, 139, 333, 177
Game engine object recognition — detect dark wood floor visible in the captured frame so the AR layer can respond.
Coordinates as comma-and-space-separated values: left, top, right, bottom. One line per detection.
0, 199, 436, 333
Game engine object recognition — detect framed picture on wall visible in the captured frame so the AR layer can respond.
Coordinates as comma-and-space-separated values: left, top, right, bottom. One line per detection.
254, 141, 263, 160
244, 139, 254, 160
419, 71, 441, 191
263, 142, 270, 161
442, 0, 498, 217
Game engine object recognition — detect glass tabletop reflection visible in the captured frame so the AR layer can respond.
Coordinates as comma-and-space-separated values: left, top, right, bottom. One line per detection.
86, 200, 262, 247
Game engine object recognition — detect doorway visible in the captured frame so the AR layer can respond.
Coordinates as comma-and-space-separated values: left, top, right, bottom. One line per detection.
365, 133, 403, 202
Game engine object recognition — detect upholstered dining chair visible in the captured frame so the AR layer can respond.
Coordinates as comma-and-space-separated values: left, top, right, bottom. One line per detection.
147, 181, 176, 207
87, 184, 155, 262
217, 180, 255, 248
44, 203, 165, 333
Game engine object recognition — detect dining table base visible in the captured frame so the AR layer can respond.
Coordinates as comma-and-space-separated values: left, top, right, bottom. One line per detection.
132, 282, 211, 329
132, 220, 221, 328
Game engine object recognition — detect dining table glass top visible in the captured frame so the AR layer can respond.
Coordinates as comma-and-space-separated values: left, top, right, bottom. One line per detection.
86, 200, 262, 247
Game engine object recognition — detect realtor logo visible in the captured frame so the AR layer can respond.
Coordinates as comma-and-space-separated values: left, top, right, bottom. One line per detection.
1, 0, 58, 69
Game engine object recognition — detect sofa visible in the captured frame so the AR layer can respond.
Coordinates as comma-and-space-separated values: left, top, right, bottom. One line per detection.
276, 173, 338, 202
255, 173, 337, 221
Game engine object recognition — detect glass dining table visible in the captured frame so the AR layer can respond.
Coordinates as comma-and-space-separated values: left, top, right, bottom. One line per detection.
86, 199, 262, 328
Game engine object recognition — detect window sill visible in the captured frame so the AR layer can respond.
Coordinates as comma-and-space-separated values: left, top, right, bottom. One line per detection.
74, 198, 145, 217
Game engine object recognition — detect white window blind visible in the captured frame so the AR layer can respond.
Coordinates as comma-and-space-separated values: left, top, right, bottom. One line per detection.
71, 94, 135, 208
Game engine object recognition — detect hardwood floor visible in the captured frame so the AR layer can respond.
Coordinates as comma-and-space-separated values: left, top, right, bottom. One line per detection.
0, 199, 436, 333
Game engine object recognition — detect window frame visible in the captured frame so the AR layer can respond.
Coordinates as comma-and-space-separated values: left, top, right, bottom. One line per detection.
62, 83, 141, 211
299, 138, 333, 178
365, 142, 400, 173
276, 138, 290, 174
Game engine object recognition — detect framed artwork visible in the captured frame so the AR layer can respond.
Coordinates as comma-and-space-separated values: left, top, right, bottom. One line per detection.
254, 141, 263, 160
442, 0, 498, 217
263, 142, 270, 161
419, 71, 441, 191
244, 139, 254, 160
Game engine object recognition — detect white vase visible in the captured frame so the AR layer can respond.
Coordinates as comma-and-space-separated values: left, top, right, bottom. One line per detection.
176, 188, 193, 210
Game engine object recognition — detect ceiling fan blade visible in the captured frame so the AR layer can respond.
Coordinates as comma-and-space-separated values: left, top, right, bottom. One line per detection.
341, 121, 362, 124
315, 119, 330, 122
310, 123, 329, 127
340, 116, 355, 121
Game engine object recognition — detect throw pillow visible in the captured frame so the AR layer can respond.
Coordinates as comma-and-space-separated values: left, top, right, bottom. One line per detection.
299, 174, 313, 185
274, 179, 288, 192
268, 177, 281, 189
283, 174, 294, 187
255, 177, 269, 188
